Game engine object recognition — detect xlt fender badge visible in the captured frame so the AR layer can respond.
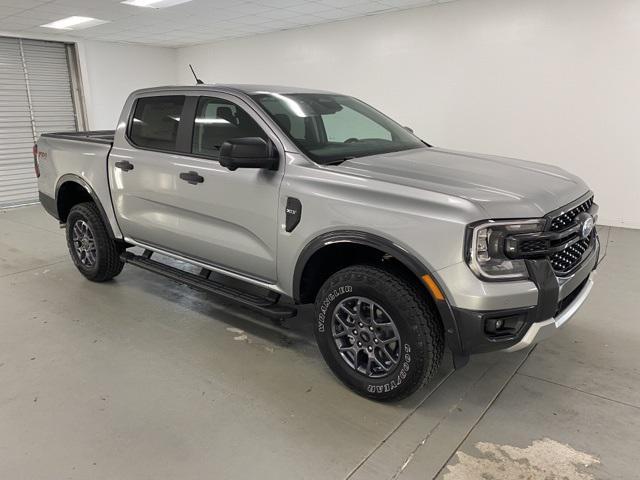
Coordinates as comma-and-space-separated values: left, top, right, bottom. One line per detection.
285, 197, 302, 233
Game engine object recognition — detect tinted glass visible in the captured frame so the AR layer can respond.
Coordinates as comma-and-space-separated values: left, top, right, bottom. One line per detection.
192, 97, 268, 158
323, 104, 392, 142
129, 95, 185, 151
253, 94, 307, 141
251, 93, 425, 164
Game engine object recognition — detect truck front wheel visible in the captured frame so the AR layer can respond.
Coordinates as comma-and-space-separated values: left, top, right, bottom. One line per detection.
65, 202, 124, 282
314, 265, 444, 401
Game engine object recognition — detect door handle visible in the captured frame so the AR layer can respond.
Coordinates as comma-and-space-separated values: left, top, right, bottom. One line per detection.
115, 160, 134, 171
179, 171, 204, 185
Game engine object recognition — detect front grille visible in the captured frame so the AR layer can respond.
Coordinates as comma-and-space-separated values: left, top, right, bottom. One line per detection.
550, 197, 594, 231
547, 195, 595, 275
507, 195, 596, 276
549, 236, 592, 273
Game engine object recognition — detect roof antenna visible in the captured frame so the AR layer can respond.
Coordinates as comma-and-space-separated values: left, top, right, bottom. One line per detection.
189, 64, 204, 85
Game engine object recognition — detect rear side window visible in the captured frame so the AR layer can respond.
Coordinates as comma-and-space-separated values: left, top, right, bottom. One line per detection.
192, 97, 267, 158
129, 95, 185, 151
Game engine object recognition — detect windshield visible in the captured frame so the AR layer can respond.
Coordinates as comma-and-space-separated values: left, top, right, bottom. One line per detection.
250, 92, 426, 164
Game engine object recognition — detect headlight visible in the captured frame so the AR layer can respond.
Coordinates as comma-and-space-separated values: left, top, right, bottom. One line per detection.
466, 219, 545, 281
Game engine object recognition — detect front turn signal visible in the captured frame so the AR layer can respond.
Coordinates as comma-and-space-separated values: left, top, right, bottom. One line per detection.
422, 274, 445, 302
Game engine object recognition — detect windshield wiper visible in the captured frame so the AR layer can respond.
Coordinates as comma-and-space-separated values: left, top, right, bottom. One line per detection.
323, 156, 355, 166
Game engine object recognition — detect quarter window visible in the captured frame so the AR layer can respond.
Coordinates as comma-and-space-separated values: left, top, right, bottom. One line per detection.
192, 97, 268, 158
129, 95, 185, 151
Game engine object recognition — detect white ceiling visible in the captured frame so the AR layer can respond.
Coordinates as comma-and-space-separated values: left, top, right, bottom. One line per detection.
0, 0, 455, 48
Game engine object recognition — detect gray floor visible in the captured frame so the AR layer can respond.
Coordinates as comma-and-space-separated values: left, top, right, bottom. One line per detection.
0, 205, 638, 480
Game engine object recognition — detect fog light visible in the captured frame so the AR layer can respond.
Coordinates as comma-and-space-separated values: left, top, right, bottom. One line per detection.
485, 314, 526, 338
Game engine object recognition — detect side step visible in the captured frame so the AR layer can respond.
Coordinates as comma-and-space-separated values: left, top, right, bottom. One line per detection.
121, 251, 297, 319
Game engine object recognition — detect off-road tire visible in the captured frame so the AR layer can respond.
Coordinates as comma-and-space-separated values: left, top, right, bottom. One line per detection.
314, 265, 444, 401
66, 202, 124, 282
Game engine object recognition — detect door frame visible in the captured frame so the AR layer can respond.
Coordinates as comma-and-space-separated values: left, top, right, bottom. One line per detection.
122, 90, 289, 165
113, 88, 289, 285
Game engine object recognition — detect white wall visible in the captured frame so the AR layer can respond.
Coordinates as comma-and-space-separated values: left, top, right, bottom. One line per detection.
177, 0, 640, 228
78, 40, 177, 130
0, 33, 178, 130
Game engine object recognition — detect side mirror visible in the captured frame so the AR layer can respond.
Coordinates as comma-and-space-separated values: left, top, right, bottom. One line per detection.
219, 137, 278, 171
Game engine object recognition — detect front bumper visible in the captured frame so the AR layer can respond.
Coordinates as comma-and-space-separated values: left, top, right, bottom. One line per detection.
437, 234, 599, 357
505, 272, 595, 352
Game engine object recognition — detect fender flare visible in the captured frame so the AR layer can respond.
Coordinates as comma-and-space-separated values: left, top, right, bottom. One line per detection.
55, 174, 117, 240
292, 230, 464, 358
293, 230, 428, 302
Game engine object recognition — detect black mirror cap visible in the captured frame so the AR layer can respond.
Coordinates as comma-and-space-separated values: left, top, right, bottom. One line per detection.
219, 137, 278, 171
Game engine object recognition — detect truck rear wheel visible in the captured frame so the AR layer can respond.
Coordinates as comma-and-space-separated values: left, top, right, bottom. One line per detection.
314, 265, 444, 401
65, 202, 124, 282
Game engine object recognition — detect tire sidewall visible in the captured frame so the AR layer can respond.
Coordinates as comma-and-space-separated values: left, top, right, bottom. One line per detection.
314, 271, 424, 400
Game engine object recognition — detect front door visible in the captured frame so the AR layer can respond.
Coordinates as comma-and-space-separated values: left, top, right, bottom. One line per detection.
109, 92, 284, 282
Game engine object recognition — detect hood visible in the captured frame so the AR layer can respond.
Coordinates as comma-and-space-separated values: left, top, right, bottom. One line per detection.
336, 147, 590, 219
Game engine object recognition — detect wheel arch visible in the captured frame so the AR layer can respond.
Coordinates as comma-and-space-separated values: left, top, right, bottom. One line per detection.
292, 230, 464, 360
55, 174, 116, 239
294, 231, 432, 302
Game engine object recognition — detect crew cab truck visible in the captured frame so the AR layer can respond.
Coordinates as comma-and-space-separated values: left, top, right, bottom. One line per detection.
35, 85, 599, 401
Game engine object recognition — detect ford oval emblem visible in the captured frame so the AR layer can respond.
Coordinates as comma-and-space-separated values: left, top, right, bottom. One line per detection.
580, 214, 594, 239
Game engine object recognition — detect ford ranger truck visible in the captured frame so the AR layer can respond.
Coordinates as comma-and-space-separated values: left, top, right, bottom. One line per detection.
35, 85, 599, 401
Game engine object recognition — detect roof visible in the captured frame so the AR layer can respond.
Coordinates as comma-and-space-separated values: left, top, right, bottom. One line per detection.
131, 84, 337, 97
213, 84, 336, 95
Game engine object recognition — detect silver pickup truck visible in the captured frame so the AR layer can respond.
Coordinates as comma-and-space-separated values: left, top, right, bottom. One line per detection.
35, 84, 599, 400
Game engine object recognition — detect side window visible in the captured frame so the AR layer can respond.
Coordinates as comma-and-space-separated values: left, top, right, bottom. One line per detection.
322, 105, 392, 143
192, 97, 268, 158
129, 95, 185, 151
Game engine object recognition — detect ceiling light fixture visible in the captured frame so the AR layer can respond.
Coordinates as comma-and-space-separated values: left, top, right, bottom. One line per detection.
121, 0, 193, 8
41, 16, 108, 30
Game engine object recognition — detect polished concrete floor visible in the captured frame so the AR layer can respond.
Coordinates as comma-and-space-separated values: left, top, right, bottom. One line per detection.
0, 205, 638, 480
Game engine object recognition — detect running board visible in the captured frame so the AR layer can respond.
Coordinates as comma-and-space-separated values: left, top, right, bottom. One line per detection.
121, 251, 297, 319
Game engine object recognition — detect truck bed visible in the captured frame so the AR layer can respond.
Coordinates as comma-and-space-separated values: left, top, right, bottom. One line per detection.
36, 129, 120, 234
40, 130, 115, 145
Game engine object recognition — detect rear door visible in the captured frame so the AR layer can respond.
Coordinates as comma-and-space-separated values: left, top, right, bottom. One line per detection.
109, 91, 284, 282
109, 93, 187, 249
